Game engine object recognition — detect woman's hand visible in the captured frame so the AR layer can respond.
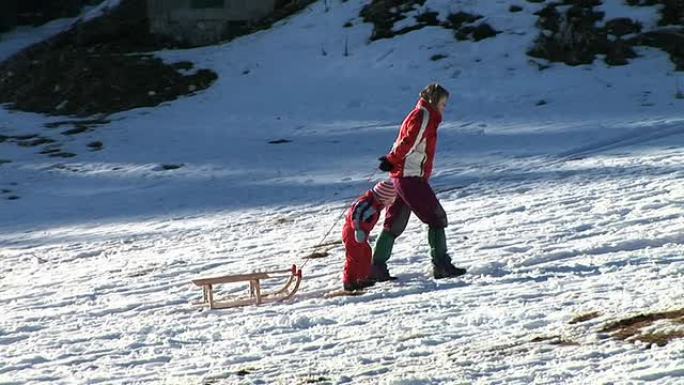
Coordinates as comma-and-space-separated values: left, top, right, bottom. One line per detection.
378, 156, 394, 172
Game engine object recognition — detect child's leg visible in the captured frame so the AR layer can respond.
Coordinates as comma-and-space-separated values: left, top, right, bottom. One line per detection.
342, 227, 373, 288
342, 224, 361, 285
344, 242, 372, 282
357, 241, 372, 281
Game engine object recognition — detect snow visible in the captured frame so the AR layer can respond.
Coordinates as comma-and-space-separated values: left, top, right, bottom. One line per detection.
598, 1, 663, 30
0, 0, 121, 63
0, 18, 75, 63
76, 0, 122, 24
1, 0, 684, 384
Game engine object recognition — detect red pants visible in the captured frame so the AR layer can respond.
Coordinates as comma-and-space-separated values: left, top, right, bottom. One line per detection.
342, 222, 372, 285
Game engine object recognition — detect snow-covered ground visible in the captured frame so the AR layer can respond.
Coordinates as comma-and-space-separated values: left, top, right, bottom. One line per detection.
1, 1, 683, 384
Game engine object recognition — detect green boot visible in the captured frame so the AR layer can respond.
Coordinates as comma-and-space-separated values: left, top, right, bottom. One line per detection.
371, 230, 397, 281
428, 227, 450, 264
429, 227, 466, 279
372, 230, 396, 266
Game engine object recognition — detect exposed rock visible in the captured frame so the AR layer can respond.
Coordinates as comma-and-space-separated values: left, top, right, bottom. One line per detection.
360, 0, 426, 41
0, 1, 217, 117
605, 18, 642, 37
360, 2, 498, 43
525, 2, 683, 68
630, 28, 684, 70
446, 11, 483, 29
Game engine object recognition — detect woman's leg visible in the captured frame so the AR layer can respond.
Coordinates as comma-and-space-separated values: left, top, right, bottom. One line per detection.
393, 177, 453, 265
372, 195, 410, 267
393, 177, 447, 229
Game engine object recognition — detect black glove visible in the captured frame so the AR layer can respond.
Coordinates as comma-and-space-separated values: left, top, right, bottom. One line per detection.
378, 156, 394, 172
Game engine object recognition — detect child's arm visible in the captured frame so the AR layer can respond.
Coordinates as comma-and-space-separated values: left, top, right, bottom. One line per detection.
352, 201, 376, 243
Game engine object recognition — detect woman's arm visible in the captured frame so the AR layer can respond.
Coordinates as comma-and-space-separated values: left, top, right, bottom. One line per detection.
386, 108, 426, 165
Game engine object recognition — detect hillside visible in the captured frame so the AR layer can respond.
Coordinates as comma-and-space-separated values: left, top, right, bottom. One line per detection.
0, 1, 683, 384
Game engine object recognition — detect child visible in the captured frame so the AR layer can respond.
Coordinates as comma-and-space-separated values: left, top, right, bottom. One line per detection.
342, 180, 397, 291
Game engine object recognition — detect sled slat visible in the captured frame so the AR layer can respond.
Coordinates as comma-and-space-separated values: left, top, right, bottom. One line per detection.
192, 269, 292, 286
191, 265, 302, 310
207, 284, 214, 309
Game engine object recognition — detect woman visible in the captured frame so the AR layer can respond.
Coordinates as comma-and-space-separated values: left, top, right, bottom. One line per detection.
372, 83, 466, 281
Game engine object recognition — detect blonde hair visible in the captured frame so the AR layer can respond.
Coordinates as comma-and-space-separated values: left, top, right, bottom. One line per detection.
419, 83, 450, 106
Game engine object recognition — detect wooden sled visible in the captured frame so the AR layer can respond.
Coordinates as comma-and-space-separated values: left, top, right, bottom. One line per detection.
192, 264, 303, 309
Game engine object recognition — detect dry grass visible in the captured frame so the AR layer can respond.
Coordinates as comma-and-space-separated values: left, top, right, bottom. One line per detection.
531, 335, 579, 346
636, 330, 684, 347
601, 308, 684, 347
302, 250, 331, 259
569, 311, 601, 325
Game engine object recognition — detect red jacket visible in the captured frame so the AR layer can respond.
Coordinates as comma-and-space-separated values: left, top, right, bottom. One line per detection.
344, 191, 383, 243
386, 98, 442, 181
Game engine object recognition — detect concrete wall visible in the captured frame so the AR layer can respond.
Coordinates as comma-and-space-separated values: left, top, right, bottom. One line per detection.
147, 0, 277, 46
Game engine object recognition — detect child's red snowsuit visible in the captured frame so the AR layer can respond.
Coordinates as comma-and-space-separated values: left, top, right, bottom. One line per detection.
342, 190, 383, 286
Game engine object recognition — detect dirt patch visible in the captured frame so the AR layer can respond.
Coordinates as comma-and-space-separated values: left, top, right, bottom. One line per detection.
636, 330, 684, 347
0, 0, 324, 117
61, 125, 91, 136
269, 139, 293, 144
310, 240, 343, 249
528, 0, 684, 70
2, 133, 52, 147
0, 126, 104, 159
303, 249, 332, 260
154, 164, 184, 172
16, 137, 56, 147
528, 2, 636, 66
302, 239, 343, 259
530, 335, 580, 346
360, 1, 499, 43
360, 0, 426, 41
45, 119, 108, 128
0, 0, 217, 117
630, 29, 684, 70
600, 308, 684, 347
299, 377, 332, 384
569, 311, 601, 324
49, 152, 77, 158
235, 367, 257, 376
87, 141, 103, 151
626, 0, 684, 27
0, 51, 217, 117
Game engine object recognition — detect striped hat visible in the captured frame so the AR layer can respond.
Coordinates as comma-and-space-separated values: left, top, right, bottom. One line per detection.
372, 180, 396, 207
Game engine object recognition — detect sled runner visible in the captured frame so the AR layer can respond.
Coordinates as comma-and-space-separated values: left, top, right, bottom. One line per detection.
192, 265, 303, 309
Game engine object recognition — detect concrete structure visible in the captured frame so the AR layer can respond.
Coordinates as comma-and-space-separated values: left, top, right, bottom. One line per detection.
147, 0, 278, 46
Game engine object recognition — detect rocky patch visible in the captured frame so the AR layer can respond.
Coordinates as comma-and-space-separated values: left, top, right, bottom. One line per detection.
528, 0, 684, 70
360, 1, 500, 43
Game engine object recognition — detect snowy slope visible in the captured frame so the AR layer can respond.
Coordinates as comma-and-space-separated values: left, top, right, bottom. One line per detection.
0, 1, 121, 63
1, 1, 684, 384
